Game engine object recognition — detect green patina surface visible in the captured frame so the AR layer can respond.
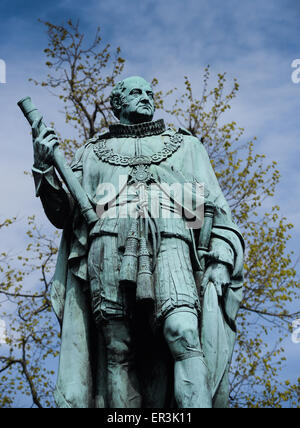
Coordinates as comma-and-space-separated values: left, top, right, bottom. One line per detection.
24, 76, 244, 408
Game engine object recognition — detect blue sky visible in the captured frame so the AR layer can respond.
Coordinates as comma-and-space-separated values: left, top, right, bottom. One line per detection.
0, 0, 299, 405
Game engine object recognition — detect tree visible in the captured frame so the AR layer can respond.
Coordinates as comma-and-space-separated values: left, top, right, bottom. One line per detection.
157, 71, 300, 407
0, 20, 125, 408
0, 20, 299, 407
0, 216, 59, 407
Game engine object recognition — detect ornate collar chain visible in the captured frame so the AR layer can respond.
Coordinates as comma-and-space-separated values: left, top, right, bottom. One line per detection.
109, 119, 166, 138
93, 123, 183, 184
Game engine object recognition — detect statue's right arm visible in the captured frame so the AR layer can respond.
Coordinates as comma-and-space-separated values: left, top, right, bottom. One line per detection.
31, 121, 83, 229
32, 164, 76, 229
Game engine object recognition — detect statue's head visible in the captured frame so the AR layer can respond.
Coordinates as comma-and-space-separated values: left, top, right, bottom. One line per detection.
110, 76, 155, 124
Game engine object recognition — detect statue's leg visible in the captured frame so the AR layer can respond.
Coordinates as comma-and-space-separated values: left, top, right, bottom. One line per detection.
88, 235, 141, 408
163, 310, 212, 408
153, 237, 211, 407
101, 318, 142, 408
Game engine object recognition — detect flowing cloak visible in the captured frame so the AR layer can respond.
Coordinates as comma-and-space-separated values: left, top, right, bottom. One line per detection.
32, 125, 244, 408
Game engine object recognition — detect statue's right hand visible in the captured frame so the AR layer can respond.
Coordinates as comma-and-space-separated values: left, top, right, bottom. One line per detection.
32, 117, 59, 170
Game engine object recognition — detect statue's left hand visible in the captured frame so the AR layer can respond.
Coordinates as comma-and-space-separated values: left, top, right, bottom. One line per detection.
202, 262, 231, 297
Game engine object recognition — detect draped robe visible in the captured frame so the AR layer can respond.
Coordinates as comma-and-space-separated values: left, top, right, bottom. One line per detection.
32, 122, 244, 408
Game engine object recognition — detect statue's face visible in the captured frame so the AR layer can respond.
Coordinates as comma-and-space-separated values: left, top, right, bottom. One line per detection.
119, 77, 155, 124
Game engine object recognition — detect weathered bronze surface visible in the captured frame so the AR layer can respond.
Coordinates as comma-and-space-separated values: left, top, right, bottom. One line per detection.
20, 76, 244, 408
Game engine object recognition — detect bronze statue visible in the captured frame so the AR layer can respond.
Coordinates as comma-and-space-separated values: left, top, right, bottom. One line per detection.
19, 76, 244, 408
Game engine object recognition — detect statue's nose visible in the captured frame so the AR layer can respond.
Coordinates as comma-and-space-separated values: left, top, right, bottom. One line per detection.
140, 92, 151, 103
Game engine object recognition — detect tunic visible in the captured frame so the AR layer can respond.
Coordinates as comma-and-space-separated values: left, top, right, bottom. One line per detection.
32, 119, 244, 408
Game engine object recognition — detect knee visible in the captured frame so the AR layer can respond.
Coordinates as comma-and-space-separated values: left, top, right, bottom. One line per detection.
106, 337, 131, 363
103, 320, 133, 364
163, 312, 200, 357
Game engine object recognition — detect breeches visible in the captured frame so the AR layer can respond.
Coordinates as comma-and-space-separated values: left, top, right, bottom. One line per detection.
88, 235, 201, 325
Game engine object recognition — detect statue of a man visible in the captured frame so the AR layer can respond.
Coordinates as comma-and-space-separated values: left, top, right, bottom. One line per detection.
31, 76, 244, 408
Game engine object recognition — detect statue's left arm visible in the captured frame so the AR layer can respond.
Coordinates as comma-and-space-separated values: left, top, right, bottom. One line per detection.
194, 139, 244, 328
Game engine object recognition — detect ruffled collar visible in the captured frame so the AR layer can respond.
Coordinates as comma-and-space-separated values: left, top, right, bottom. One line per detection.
109, 119, 166, 138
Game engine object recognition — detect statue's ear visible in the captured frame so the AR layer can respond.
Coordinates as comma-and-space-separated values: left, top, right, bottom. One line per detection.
113, 96, 121, 109
111, 95, 122, 119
